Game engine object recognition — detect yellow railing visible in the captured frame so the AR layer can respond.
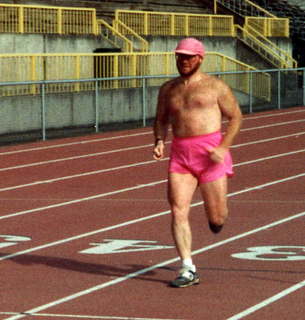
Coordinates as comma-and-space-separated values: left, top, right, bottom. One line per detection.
245, 17, 289, 38
113, 19, 149, 52
0, 3, 98, 35
96, 19, 133, 52
115, 10, 235, 37
202, 52, 270, 101
0, 3, 290, 44
235, 25, 297, 68
216, 0, 289, 37
0, 52, 270, 101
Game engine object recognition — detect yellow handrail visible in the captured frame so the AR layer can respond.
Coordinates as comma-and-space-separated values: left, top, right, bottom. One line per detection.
235, 25, 297, 68
246, 25, 296, 66
0, 3, 98, 35
245, 16, 289, 37
96, 19, 133, 52
203, 51, 271, 101
112, 19, 149, 52
115, 9, 235, 37
216, 0, 290, 38
0, 52, 270, 101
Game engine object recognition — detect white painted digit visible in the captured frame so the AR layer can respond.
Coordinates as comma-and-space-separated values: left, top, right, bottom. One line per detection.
232, 246, 305, 261
79, 239, 174, 254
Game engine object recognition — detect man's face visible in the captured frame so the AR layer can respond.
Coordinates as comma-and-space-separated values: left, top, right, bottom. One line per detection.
176, 54, 202, 76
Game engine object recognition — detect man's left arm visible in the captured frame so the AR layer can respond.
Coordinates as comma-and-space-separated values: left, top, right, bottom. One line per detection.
209, 82, 242, 163
219, 84, 243, 148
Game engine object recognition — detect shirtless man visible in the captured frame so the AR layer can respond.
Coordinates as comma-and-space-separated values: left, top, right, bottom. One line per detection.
153, 38, 242, 288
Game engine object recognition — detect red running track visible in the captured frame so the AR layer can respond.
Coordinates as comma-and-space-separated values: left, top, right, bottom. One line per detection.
0, 106, 305, 320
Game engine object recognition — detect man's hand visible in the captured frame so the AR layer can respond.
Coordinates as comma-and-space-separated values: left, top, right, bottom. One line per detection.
153, 140, 165, 160
207, 146, 227, 163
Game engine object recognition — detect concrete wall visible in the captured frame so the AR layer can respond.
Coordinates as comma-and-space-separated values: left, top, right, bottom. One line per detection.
0, 33, 113, 54
0, 85, 161, 135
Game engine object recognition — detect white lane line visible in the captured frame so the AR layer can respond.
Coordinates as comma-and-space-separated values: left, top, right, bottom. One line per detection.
0, 147, 304, 222
0, 158, 163, 192
0, 130, 152, 156
0, 312, 182, 320
1, 172, 305, 262
0, 143, 154, 172
0, 107, 304, 156
0, 131, 304, 193
243, 108, 305, 119
241, 118, 305, 132
0, 118, 305, 172
0, 179, 168, 221
234, 148, 305, 166
232, 131, 305, 148
5, 208, 305, 320
227, 279, 305, 320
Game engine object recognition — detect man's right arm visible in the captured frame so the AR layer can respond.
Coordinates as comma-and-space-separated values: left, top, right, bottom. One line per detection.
153, 84, 169, 160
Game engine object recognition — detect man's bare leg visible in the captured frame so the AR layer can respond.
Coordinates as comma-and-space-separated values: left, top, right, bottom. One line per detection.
168, 172, 200, 287
199, 175, 229, 233
168, 172, 197, 259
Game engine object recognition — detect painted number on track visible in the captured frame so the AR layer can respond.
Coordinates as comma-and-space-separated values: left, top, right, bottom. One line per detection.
79, 239, 174, 254
0, 235, 31, 249
232, 246, 305, 261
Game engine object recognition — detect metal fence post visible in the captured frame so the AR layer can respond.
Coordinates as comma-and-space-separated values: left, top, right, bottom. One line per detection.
249, 71, 253, 113
142, 78, 147, 127
95, 80, 99, 133
277, 70, 281, 109
303, 68, 305, 106
41, 83, 46, 141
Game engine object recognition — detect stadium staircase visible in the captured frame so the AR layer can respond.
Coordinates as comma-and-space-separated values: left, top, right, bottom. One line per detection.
97, 18, 148, 53
252, 0, 305, 67
212, 0, 297, 68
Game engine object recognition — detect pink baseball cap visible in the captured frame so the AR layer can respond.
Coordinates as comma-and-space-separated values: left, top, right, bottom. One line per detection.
174, 37, 205, 57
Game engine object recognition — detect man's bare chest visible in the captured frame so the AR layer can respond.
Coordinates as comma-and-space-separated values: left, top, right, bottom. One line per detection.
167, 86, 217, 112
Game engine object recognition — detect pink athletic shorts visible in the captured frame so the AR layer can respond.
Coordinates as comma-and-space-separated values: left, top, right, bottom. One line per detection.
169, 131, 233, 183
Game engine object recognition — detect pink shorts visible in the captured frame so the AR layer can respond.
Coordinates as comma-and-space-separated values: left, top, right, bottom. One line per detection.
169, 131, 233, 183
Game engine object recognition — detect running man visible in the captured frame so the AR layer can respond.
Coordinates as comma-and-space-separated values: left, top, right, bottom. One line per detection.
153, 38, 242, 288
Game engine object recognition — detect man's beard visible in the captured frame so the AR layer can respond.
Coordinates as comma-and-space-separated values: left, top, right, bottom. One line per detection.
177, 60, 201, 77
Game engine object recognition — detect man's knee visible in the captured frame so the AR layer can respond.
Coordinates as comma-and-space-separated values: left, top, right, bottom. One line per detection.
206, 205, 228, 233
171, 204, 189, 224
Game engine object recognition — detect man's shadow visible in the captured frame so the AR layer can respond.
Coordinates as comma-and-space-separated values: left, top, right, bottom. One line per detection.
1, 252, 175, 285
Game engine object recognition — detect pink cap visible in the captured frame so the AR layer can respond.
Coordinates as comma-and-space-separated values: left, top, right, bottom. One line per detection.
174, 37, 205, 57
